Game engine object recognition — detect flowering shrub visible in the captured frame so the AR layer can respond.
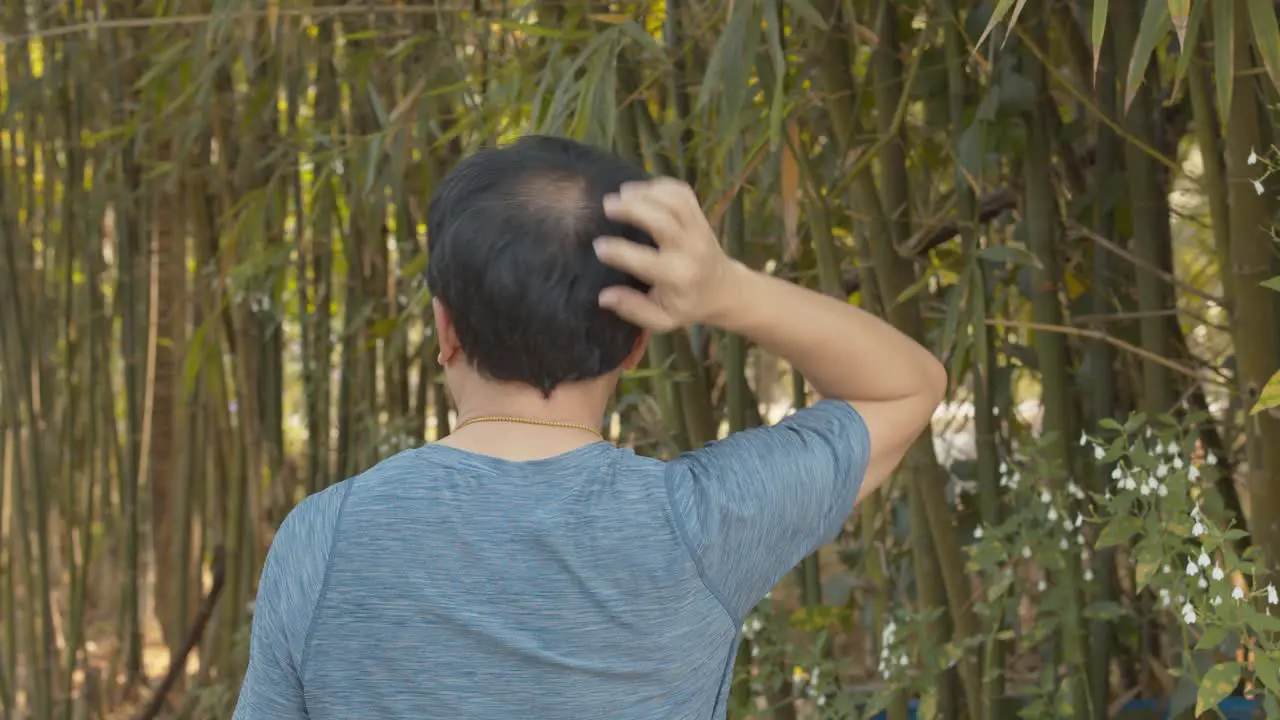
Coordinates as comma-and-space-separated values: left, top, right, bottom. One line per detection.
733, 412, 1279, 719
1082, 415, 1280, 718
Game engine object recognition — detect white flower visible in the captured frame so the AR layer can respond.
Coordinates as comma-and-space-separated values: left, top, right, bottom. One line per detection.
1047, 507, 1059, 523
1157, 484, 1168, 497
1192, 521, 1206, 537
1076, 533, 1085, 546
1211, 595, 1223, 607
1063, 519, 1074, 532
1187, 559, 1199, 576
817, 695, 827, 707
973, 526, 984, 539
1112, 466, 1123, 480
1199, 552, 1212, 567
1181, 602, 1197, 624
1156, 463, 1168, 479
1253, 179, 1265, 195
1038, 579, 1048, 592
1059, 537, 1069, 550
1040, 490, 1052, 504
1083, 568, 1094, 582
999, 461, 1008, 475
1189, 465, 1200, 480
1233, 585, 1246, 601
899, 654, 909, 666
1163, 564, 1172, 575
1140, 482, 1152, 497
1173, 457, 1184, 470
1159, 588, 1171, 606
1212, 565, 1225, 581
1249, 147, 1259, 165
1022, 546, 1032, 559
1155, 442, 1166, 456
1268, 584, 1279, 605
1207, 452, 1218, 466
1191, 505, 1202, 519
1074, 513, 1083, 528
1094, 446, 1104, 460
1079, 432, 1087, 447
1199, 577, 1209, 589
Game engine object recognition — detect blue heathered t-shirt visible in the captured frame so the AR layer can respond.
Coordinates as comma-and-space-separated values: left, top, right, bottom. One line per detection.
232, 399, 870, 719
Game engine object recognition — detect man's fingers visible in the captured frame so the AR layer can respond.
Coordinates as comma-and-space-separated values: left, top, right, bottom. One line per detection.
593, 237, 663, 281
602, 191, 683, 246
618, 178, 703, 227
598, 286, 677, 332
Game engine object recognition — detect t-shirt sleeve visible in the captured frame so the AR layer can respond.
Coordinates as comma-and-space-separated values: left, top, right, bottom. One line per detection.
666, 399, 871, 622
233, 483, 348, 719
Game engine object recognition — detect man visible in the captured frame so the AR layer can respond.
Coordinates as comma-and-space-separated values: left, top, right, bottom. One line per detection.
233, 135, 945, 719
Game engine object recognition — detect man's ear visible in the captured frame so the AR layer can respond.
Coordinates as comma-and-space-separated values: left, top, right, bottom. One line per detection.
432, 298, 462, 365
621, 330, 649, 370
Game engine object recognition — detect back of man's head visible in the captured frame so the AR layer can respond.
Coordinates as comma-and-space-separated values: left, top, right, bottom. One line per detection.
426, 135, 655, 396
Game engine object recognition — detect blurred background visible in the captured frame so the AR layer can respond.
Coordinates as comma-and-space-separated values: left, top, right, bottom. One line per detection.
2, 0, 1279, 718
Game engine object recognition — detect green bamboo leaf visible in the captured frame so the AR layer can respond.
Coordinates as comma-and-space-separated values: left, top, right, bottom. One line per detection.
1172, 1, 1206, 95
1124, 0, 1172, 111
1213, 0, 1234, 121
697, 1, 755, 111
1246, 0, 1280, 92
1091, 0, 1110, 80
1251, 369, 1280, 415
1004, 0, 1030, 47
1195, 662, 1241, 716
1168, 0, 1191, 48
784, 0, 829, 29
975, 0, 1018, 52
616, 20, 664, 56
940, 265, 974, 363
763, 0, 787, 149
488, 19, 592, 39
976, 244, 1043, 268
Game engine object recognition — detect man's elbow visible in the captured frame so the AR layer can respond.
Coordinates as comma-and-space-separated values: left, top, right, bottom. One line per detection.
921, 354, 948, 408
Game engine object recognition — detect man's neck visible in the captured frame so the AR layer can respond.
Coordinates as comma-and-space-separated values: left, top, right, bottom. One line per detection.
451, 381, 609, 429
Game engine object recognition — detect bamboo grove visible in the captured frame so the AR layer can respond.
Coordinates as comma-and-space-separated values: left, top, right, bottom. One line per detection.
1, 0, 1278, 718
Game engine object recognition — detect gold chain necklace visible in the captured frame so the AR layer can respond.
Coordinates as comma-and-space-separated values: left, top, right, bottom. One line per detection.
454, 415, 604, 439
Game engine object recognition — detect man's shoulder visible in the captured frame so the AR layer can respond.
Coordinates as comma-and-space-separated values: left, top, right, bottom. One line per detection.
273, 479, 353, 557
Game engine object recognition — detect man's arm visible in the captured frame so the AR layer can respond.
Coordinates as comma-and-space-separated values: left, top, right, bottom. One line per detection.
594, 178, 944, 503
233, 484, 346, 719
707, 262, 945, 500
233, 521, 311, 720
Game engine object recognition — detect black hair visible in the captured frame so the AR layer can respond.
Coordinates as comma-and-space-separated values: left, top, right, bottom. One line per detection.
425, 135, 655, 396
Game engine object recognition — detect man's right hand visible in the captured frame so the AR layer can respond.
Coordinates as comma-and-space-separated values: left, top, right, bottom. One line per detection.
593, 178, 741, 332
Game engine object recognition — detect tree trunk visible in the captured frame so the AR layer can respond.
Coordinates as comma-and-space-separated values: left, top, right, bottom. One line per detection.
149, 141, 189, 660
1020, 5, 1087, 712
1225, 8, 1280, 572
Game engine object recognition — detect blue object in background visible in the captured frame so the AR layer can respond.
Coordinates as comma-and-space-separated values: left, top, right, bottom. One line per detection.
865, 696, 1260, 720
